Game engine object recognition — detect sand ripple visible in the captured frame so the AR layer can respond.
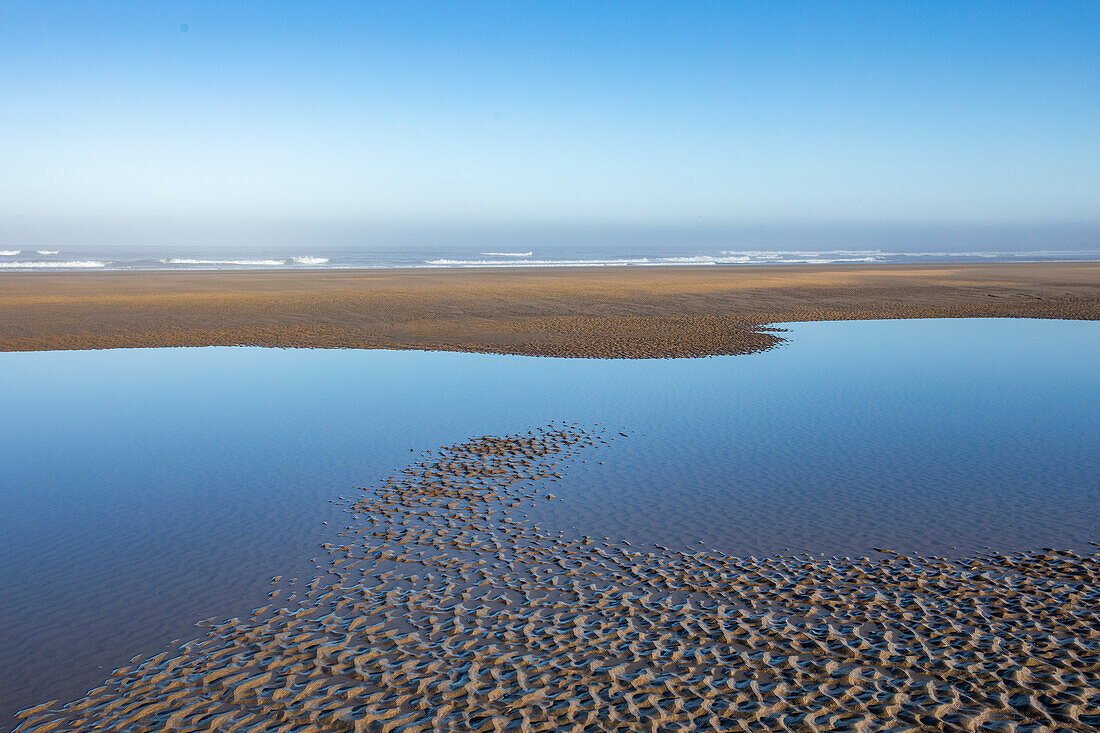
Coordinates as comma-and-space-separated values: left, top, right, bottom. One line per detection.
15, 424, 1100, 731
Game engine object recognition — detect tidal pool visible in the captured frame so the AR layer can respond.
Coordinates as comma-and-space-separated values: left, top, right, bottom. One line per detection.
1, 318, 1097, 725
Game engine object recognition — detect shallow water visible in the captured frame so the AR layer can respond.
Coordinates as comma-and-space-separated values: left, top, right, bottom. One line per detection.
1, 318, 1098, 725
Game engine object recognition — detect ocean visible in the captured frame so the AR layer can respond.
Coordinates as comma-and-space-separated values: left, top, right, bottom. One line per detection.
1, 242, 1099, 271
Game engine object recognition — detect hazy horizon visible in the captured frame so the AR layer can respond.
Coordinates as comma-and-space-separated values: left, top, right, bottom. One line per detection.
2, 218, 1100, 253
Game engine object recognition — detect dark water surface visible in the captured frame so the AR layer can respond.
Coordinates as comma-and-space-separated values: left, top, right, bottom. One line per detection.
1, 318, 1098, 725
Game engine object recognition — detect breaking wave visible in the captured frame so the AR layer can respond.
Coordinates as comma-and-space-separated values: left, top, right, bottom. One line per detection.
161, 256, 329, 267
0, 260, 107, 268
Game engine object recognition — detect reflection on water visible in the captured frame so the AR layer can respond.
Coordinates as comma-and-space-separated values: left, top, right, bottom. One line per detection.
1, 318, 1098, 724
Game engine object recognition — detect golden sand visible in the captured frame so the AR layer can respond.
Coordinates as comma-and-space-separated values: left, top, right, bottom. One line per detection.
2, 263, 1098, 358
16, 425, 1099, 732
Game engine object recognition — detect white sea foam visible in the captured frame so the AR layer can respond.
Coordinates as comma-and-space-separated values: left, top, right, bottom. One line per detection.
720, 249, 885, 258
0, 250, 21, 256
724, 248, 1100, 263
36, 250, 60, 255
162, 258, 287, 266
890, 250, 1027, 258
161, 256, 330, 267
480, 251, 533, 257
0, 260, 106, 268
426, 258, 647, 267
423, 253, 881, 267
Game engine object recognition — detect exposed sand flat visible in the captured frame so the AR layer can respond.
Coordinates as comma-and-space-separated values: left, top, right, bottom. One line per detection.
1, 263, 1098, 357
15, 425, 1099, 732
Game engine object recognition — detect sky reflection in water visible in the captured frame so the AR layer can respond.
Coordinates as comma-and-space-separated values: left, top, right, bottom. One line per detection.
0, 318, 1097, 723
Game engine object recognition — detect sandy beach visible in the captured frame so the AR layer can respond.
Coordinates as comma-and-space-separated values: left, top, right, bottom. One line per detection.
2, 262, 1099, 358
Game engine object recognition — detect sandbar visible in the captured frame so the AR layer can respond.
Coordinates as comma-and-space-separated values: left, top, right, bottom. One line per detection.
2, 262, 1098, 357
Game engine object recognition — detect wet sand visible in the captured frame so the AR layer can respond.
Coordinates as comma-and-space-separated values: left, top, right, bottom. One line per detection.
2, 262, 1099, 357
15, 424, 1100, 732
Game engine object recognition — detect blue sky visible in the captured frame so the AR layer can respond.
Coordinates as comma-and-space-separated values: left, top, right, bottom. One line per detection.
1, 1, 1098, 240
